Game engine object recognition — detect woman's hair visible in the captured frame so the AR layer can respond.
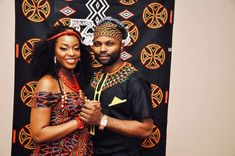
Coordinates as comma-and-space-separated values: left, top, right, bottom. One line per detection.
30, 25, 92, 89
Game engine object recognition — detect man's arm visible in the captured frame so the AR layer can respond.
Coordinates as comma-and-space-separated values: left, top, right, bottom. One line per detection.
79, 102, 153, 138
105, 116, 153, 138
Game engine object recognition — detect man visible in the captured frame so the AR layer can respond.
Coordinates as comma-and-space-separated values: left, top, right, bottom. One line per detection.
79, 17, 154, 156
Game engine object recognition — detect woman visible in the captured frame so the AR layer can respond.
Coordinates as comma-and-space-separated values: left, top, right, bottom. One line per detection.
30, 25, 93, 155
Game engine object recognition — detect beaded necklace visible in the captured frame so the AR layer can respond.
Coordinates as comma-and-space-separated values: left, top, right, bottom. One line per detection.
57, 70, 80, 93
57, 70, 80, 110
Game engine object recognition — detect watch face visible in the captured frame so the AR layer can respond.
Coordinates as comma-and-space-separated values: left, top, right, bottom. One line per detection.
101, 115, 108, 126
101, 120, 105, 125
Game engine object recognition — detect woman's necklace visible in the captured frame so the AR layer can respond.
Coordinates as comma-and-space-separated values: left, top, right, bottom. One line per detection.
57, 70, 80, 93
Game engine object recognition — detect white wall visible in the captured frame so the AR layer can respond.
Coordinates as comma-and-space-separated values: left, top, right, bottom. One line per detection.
0, 0, 15, 156
167, 0, 235, 156
0, 0, 235, 156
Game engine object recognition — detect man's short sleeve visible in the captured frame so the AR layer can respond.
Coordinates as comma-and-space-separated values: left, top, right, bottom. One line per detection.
127, 75, 154, 120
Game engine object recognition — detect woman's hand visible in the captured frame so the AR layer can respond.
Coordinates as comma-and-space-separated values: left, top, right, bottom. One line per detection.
79, 100, 102, 126
78, 90, 86, 103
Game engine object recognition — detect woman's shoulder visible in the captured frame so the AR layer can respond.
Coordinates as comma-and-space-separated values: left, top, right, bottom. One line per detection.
36, 74, 59, 93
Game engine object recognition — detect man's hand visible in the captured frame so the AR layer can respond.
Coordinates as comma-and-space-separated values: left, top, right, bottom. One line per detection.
79, 100, 103, 126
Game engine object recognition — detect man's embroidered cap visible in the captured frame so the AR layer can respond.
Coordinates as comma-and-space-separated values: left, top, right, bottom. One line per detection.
93, 16, 127, 41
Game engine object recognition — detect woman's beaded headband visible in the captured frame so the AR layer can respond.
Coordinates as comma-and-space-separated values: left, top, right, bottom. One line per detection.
47, 29, 81, 41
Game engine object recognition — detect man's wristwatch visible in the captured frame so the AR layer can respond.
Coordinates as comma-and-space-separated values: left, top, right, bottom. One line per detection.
99, 114, 108, 130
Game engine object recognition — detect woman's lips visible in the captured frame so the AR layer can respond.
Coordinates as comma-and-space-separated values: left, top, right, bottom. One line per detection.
66, 58, 77, 64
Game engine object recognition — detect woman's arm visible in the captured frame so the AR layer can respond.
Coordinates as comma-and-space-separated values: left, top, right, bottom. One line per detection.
30, 108, 78, 144
30, 75, 80, 144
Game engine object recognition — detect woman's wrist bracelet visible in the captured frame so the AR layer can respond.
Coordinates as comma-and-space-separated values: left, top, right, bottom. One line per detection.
75, 117, 84, 129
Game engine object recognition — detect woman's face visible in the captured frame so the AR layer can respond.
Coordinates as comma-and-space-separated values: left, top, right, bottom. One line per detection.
55, 35, 81, 71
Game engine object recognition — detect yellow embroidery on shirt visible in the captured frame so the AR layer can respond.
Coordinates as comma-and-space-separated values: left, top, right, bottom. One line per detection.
108, 97, 127, 107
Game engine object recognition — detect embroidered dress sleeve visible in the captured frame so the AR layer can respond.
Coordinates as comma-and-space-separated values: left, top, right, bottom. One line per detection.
127, 74, 154, 120
31, 92, 60, 108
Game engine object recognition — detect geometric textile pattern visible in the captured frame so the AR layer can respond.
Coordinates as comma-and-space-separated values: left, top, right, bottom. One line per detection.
143, 2, 168, 29
20, 81, 38, 107
151, 84, 163, 109
122, 20, 139, 47
121, 51, 132, 61
142, 124, 161, 148
18, 124, 36, 150
118, 0, 138, 6
86, 0, 110, 24
140, 44, 166, 70
60, 6, 76, 17
119, 9, 134, 19
90, 51, 102, 68
21, 38, 41, 63
22, 0, 50, 22
54, 18, 72, 26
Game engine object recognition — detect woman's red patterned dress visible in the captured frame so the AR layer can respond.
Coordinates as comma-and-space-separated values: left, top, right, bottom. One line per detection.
31, 92, 93, 156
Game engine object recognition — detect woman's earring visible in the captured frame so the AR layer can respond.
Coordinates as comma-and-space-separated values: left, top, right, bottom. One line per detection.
54, 56, 57, 64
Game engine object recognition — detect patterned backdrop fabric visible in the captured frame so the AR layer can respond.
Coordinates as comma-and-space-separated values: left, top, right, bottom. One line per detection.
12, 0, 175, 155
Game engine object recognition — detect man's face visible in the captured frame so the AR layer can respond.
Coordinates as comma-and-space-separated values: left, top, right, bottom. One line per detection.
92, 36, 123, 66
